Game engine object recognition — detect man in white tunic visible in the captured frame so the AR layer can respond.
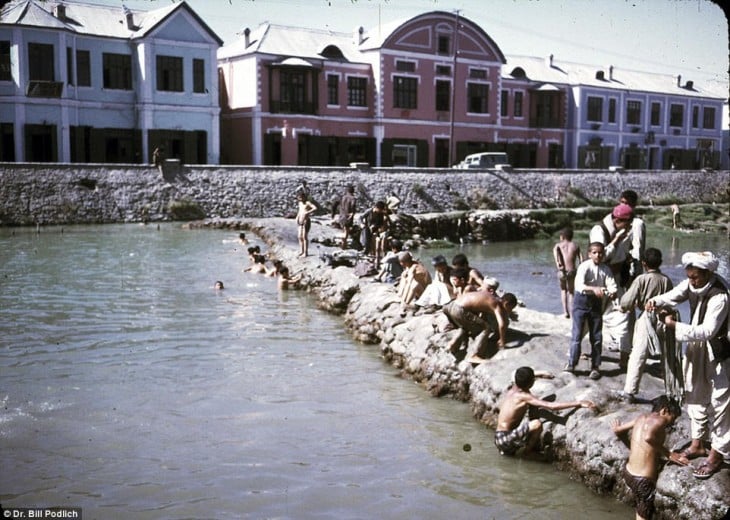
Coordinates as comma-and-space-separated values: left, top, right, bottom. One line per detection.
647, 251, 729, 479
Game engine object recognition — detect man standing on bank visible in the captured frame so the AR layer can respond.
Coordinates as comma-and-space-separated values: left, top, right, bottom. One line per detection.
647, 251, 730, 480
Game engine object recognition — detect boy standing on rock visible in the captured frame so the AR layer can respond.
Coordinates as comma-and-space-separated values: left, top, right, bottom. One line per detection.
611, 395, 686, 520
565, 242, 618, 380
495, 366, 596, 457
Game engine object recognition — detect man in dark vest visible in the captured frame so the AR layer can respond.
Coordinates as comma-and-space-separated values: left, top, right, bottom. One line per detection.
647, 251, 729, 480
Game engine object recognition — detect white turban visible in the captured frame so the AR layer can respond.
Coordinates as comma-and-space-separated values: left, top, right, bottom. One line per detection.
681, 251, 719, 273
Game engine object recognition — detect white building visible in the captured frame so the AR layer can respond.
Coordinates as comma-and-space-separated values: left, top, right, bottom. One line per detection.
0, 0, 222, 164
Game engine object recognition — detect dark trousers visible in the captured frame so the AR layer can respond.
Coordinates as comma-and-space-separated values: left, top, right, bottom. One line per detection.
568, 292, 603, 368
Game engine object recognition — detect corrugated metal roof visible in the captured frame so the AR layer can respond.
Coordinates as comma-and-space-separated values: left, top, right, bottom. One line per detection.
219, 22, 364, 63
504, 54, 725, 100
0, 0, 222, 44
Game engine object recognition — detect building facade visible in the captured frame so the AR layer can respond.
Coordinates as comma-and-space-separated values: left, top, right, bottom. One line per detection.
218, 11, 725, 170
0, 0, 222, 164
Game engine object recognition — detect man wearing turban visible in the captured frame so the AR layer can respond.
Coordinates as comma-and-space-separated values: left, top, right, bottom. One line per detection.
646, 251, 729, 479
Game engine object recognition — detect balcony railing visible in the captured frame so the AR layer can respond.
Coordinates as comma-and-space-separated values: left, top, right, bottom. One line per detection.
270, 100, 316, 115
27, 80, 64, 98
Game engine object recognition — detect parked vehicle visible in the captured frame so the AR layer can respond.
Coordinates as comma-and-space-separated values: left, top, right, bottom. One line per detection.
453, 152, 510, 169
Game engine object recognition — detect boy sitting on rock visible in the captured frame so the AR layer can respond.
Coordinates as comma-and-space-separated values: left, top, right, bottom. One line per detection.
495, 366, 597, 457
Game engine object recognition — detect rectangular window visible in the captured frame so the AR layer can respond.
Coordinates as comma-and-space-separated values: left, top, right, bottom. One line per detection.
66, 47, 74, 85
103, 53, 132, 90
29, 42, 55, 81
156, 55, 183, 92
193, 58, 205, 93
703, 106, 716, 129
436, 65, 451, 76
608, 98, 617, 123
281, 70, 305, 111
347, 76, 367, 107
514, 91, 523, 117
0, 41, 10, 81
396, 60, 416, 72
626, 100, 641, 125
437, 35, 450, 55
436, 80, 450, 111
467, 82, 488, 113
469, 68, 486, 79
692, 106, 699, 128
587, 96, 603, 122
500, 90, 508, 117
670, 103, 684, 127
76, 50, 90, 86
392, 144, 417, 166
650, 102, 661, 126
393, 76, 417, 109
327, 74, 339, 105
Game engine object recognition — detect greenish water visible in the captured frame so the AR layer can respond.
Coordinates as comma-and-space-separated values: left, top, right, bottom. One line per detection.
4, 223, 725, 518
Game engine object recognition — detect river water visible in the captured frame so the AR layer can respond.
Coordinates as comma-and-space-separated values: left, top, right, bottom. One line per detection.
1, 223, 725, 519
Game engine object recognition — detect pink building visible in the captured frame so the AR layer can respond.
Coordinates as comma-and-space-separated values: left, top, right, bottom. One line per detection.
217, 11, 562, 168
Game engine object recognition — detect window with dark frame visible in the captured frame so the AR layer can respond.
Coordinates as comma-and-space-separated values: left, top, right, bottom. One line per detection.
156, 55, 183, 92
0, 41, 10, 81
437, 35, 450, 55
587, 96, 603, 122
393, 76, 417, 109
347, 76, 367, 107
436, 80, 450, 111
500, 90, 508, 117
76, 50, 90, 86
670, 103, 684, 127
66, 47, 74, 85
703, 106, 716, 129
327, 74, 339, 105
436, 65, 451, 76
396, 60, 416, 72
626, 100, 641, 125
29, 42, 55, 81
103, 52, 132, 90
692, 105, 699, 128
514, 91, 523, 117
193, 58, 205, 93
651, 102, 661, 126
281, 69, 305, 111
467, 82, 488, 113
608, 98, 617, 123
469, 68, 486, 79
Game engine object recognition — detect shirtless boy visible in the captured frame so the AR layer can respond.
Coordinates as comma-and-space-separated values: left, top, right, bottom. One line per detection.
442, 290, 517, 362
553, 227, 582, 318
296, 192, 318, 257
495, 366, 596, 456
611, 396, 685, 520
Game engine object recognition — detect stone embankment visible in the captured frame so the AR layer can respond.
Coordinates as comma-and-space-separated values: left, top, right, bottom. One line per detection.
0, 163, 728, 226
191, 215, 729, 520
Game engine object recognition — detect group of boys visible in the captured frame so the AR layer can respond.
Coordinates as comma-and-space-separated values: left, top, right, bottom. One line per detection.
526, 190, 728, 518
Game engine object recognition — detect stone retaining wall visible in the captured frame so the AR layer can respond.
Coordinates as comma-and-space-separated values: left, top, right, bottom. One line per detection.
0, 163, 727, 226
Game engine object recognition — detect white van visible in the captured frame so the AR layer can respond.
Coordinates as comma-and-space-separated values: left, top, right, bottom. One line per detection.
454, 152, 510, 169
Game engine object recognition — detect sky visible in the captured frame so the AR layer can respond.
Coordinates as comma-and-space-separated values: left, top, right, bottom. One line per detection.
88, 0, 729, 91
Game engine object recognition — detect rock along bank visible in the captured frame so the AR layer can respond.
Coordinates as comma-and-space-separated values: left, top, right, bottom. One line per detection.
188, 215, 729, 520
